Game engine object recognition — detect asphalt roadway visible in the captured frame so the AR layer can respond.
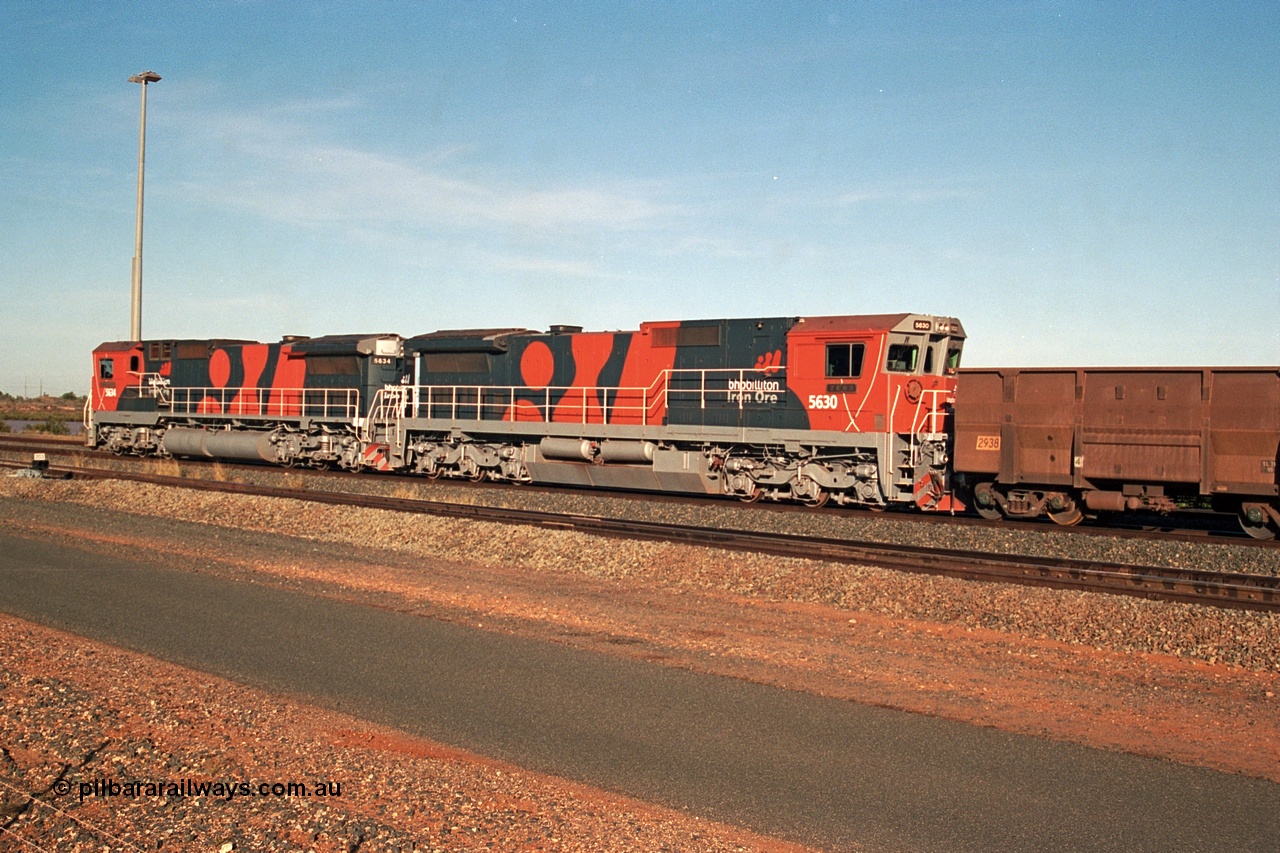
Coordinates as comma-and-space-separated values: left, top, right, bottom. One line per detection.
1, 530, 1278, 852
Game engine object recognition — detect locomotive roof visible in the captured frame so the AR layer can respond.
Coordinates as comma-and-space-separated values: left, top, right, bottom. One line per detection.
289, 333, 399, 352
408, 328, 537, 342
93, 338, 259, 351
406, 329, 539, 353
795, 314, 966, 337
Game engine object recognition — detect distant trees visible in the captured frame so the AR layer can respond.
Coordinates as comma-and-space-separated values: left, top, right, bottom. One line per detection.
30, 417, 70, 435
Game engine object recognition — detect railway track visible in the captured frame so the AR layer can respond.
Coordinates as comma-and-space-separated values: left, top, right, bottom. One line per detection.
0, 434, 1269, 545
5, 453, 1278, 614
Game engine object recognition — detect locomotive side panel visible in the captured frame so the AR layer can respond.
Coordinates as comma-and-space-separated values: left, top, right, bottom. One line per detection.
91, 342, 146, 414
389, 314, 965, 508
89, 335, 405, 467
664, 317, 807, 432
786, 314, 964, 439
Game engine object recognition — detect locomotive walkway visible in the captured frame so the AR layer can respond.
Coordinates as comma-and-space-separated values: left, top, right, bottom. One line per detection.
1, 529, 1278, 851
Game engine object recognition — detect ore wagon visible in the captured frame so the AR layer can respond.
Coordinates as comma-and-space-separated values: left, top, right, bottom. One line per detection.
953, 367, 1280, 538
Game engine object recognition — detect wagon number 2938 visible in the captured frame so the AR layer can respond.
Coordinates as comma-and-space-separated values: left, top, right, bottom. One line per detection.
976, 435, 1001, 451
808, 394, 840, 410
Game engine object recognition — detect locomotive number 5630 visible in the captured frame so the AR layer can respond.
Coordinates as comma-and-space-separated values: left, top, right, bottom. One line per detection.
808, 394, 839, 410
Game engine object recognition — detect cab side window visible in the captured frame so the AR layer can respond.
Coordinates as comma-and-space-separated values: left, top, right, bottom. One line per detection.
98, 359, 114, 380
825, 343, 865, 378
885, 344, 919, 373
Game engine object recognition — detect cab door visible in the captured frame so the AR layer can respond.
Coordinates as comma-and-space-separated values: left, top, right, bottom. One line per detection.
786, 331, 887, 433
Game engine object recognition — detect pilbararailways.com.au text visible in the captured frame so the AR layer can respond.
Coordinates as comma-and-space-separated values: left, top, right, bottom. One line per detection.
61, 777, 343, 802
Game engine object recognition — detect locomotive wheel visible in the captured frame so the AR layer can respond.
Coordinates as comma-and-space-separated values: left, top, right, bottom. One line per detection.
738, 487, 762, 503
1047, 504, 1084, 526
468, 466, 485, 483
800, 489, 829, 508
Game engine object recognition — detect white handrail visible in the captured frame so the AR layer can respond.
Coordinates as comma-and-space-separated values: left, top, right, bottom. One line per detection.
165, 386, 360, 419
403, 367, 787, 426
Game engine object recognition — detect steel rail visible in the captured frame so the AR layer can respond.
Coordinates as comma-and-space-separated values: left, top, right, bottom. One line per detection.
8, 459, 1277, 614
1, 435, 1273, 546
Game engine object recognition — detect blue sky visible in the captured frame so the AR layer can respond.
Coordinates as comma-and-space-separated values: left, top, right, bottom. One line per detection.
1, 1, 1276, 394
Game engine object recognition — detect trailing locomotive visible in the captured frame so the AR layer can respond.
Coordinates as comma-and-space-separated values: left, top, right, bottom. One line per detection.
90, 334, 405, 470
89, 313, 966, 511
86, 313, 1280, 538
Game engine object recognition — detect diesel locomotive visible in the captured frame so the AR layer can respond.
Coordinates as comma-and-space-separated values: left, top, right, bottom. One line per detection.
89, 313, 966, 512
87, 313, 1280, 538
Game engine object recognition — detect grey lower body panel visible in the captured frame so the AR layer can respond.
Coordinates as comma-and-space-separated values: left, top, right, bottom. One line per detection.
396, 417, 885, 452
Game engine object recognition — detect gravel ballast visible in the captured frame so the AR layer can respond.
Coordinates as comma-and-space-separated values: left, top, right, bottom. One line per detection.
1, 475, 1278, 851
2, 476, 1277, 672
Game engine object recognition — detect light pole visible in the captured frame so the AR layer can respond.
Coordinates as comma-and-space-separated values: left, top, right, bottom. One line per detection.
128, 70, 161, 342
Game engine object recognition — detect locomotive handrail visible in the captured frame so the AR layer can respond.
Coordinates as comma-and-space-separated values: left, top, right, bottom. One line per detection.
165, 386, 360, 419
913, 388, 950, 437
400, 367, 789, 426
135, 372, 172, 406
895, 387, 953, 469
135, 372, 169, 394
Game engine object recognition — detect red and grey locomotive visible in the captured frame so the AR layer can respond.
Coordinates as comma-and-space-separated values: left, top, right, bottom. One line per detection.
89, 313, 966, 511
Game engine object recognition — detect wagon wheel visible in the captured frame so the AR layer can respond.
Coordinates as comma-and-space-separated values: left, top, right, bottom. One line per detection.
1047, 504, 1084, 526
972, 483, 1003, 520
1239, 505, 1278, 540
1240, 519, 1277, 540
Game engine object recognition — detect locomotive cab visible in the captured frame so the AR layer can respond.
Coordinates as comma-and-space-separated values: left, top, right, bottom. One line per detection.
90, 341, 146, 414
